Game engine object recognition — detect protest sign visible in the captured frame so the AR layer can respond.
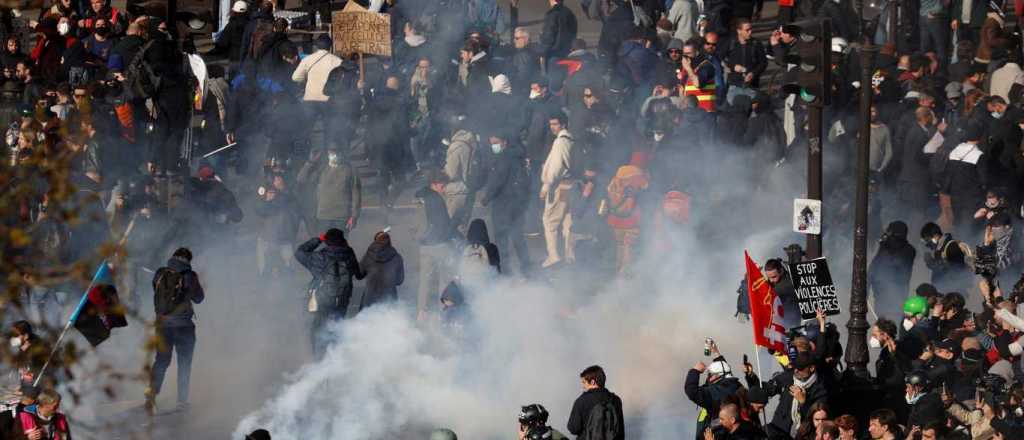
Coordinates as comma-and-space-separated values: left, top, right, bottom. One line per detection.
788, 257, 840, 319
332, 1, 392, 57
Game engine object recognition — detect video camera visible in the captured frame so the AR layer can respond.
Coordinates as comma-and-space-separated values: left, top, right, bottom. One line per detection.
975, 244, 999, 279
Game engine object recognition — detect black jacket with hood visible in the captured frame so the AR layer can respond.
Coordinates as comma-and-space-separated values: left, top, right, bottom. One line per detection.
358, 239, 405, 309
153, 256, 205, 327
295, 237, 363, 311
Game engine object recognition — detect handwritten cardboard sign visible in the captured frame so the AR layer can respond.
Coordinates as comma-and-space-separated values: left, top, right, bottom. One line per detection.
332, 1, 392, 57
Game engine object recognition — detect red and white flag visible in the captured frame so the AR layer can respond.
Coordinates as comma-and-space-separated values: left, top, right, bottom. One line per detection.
744, 251, 787, 352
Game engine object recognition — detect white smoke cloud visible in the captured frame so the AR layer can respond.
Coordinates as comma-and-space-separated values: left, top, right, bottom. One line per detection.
234, 225, 796, 440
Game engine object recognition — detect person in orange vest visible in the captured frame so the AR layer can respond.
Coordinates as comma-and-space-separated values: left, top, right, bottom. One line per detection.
605, 151, 650, 275
679, 39, 717, 112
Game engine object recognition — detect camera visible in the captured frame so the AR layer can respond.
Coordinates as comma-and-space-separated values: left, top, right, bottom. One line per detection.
975, 244, 999, 279
976, 374, 1007, 393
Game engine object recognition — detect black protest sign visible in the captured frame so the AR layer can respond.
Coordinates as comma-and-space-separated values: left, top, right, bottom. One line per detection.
788, 258, 840, 319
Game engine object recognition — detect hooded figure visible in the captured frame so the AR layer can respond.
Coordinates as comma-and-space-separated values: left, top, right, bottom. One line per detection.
869, 221, 918, 316
461, 218, 501, 280
357, 231, 405, 310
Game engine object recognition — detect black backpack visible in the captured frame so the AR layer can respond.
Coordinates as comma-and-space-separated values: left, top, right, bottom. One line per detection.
310, 258, 352, 310
583, 398, 621, 440
153, 268, 186, 316
125, 40, 160, 100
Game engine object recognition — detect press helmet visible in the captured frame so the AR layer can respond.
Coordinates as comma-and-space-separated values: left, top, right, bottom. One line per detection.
903, 296, 928, 317
519, 404, 550, 427
525, 425, 554, 440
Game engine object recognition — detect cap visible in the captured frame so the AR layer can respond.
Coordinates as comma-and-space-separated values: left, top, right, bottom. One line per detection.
935, 339, 958, 354
232, 1, 248, 13
748, 387, 769, 404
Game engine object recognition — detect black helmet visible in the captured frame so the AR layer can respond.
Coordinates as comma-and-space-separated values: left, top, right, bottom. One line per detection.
905, 370, 930, 389
525, 425, 553, 440
518, 404, 549, 427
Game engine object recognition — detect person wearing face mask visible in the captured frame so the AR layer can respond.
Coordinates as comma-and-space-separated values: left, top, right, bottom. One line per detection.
920, 222, 974, 293
920, 339, 962, 393
900, 296, 939, 343
479, 131, 531, 275
300, 145, 362, 234
8, 321, 52, 390
903, 371, 945, 432
760, 353, 828, 440
871, 318, 920, 422
80, 0, 126, 36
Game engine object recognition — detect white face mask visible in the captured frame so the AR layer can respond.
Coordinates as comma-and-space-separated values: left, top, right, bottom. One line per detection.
903, 318, 915, 331
905, 391, 923, 405
10, 336, 21, 348
653, 133, 665, 142
992, 111, 1003, 119
986, 198, 1000, 209
57, 22, 69, 35
491, 143, 503, 154
327, 152, 339, 167
869, 337, 882, 349
529, 90, 542, 100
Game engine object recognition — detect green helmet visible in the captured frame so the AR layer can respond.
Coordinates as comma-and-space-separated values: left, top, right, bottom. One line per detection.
429, 429, 458, 440
903, 296, 928, 316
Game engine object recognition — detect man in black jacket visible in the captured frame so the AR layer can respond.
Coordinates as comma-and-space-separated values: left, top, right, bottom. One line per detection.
295, 228, 363, 357
904, 371, 945, 430
764, 353, 829, 439
148, 247, 205, 414
869, 221, 917, 317
539, 0, 577, 63
567, 365, 625, 440
481, 131, 531, 275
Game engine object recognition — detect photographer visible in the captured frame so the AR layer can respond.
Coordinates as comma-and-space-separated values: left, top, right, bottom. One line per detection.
685, 340, 743, 440
920, 222, 974, 294
942, 378, 1001, 439
903, 371, 945, 430
760, 353, 828, 440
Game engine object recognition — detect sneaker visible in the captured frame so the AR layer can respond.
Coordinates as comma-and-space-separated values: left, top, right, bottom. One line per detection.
174, 402, 191, 413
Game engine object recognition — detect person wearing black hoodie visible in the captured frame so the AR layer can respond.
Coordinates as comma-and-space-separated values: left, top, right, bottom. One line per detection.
295, 228, 363, 357
481, 131, 531, 275
148, 247, 205, 414
868, 221, 917, 317
357, 231, 405, 311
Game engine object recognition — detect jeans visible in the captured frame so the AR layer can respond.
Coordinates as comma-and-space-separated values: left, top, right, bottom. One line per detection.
920, 17, 949, 67
311, 306, 345, 358
151, 325, 196, 405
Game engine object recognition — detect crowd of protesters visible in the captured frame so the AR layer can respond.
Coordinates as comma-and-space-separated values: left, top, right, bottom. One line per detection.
7, 0, 1024, 436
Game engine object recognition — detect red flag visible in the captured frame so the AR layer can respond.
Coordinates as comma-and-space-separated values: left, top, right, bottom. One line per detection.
744, 251, 786, 352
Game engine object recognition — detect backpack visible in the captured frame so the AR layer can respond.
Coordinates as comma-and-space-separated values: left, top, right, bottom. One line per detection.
153, 268, 186, 316
249, 18, 276, 61
125, 40, 160, 100
309, 257, 352, 311
465, 138, 489, 192
583, 398, 621, 440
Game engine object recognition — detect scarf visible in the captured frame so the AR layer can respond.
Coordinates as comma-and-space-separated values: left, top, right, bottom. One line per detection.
790, 373, 818, 437
995, 230, 1013, 269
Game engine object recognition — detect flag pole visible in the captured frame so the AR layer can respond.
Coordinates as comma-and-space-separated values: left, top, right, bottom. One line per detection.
33, 260, 107, 387
32, 214, 139, 387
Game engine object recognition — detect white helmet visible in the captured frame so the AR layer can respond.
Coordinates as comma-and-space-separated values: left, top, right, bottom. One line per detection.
831, 37, 849, 54
707, 360, 732, 377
